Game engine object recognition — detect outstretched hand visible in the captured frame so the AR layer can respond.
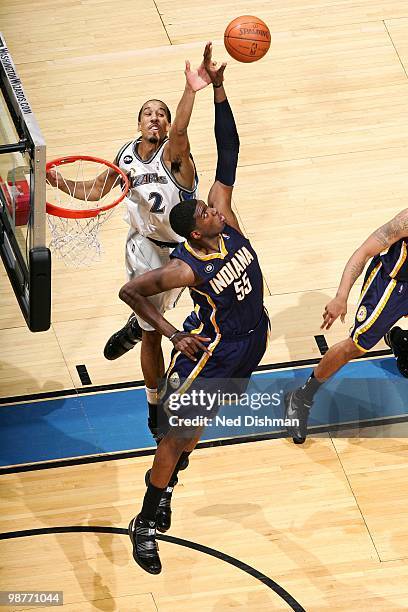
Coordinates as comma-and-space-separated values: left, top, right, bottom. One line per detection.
184, 57, 211, 92
203, 41, 227, 86
321, 296, 347, 330
184, 41, 227, 91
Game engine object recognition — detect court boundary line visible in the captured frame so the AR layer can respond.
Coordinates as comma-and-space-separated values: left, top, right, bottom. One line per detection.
1, 412, 407, 475
0, 526, 306, 611
0, 348, 392, 406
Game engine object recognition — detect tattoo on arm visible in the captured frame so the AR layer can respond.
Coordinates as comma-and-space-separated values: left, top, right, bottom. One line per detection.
373, 210, 408, 248
350, 260, 365, 284
373, 226, 391, 249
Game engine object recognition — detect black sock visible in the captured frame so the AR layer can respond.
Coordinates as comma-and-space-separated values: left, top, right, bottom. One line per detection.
140, 482, 165, 522
147, 402, 158, 438
297, 371, 323, 402
168, 451, 191, 486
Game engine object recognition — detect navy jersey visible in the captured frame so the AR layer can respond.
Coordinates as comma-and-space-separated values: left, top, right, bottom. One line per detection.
380, 238, 408, 281
170, 224, 265, 337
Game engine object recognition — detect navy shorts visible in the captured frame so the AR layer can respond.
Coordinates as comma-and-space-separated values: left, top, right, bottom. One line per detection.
350, 258, 408, 352
157, 311, 270, 435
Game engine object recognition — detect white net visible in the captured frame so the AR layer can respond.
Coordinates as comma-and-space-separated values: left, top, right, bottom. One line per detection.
46, 211, 115, 267
46, 157, 128, 267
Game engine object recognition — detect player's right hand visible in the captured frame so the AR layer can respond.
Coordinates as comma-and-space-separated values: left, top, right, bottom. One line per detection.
321, 297, 347, 330
185, 58, 211, 92
170, 332, 212, 361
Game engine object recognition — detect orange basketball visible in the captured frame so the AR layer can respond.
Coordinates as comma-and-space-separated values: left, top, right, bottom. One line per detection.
224, 15, 271, 63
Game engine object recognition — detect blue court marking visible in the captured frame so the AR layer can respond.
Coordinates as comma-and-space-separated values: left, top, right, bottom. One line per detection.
0, 357, 406, 467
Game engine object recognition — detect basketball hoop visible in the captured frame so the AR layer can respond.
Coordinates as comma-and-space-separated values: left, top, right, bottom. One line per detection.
46, 155, 129, 266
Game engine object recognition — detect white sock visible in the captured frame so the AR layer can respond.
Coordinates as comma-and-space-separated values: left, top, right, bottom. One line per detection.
145, 387, 158, 405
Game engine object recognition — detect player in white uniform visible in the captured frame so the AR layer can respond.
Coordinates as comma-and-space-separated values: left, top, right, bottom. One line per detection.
114, 128, 197, 329
47, 45, 213, 442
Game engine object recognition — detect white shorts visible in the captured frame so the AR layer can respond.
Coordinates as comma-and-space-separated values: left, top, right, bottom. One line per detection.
125, 231, 183, 332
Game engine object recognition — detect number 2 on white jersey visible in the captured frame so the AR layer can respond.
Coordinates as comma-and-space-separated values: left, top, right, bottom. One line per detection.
149, 191, 165, 214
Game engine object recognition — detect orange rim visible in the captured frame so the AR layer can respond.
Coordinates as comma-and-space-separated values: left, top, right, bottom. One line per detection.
46, 155, 129, 219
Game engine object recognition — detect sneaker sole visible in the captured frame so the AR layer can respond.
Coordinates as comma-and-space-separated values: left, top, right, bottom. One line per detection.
103, 335, 141, 360
128, 518, 162, 575
103, 315, 142, 360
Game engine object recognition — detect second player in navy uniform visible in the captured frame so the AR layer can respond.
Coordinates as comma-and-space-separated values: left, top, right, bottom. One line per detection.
119, 51, 269, 574
285, 208, 408, 444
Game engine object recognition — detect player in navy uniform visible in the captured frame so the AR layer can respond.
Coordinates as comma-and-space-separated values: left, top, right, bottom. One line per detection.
119, 50, 269, 574
285, 209, 408, 444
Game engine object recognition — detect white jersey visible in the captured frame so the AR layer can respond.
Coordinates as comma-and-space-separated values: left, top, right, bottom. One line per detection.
115, 137, 198, 243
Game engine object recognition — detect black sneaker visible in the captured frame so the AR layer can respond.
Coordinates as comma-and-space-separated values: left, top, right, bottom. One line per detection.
145, 469, 176, 533
384, 327, 408, 378
104, 314, 142, 360
384, 328, 396, 349
128, 514, 161, 574
284, 391, 312, 444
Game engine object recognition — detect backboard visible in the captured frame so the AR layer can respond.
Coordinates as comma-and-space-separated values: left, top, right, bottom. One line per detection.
0, 33, 51, 332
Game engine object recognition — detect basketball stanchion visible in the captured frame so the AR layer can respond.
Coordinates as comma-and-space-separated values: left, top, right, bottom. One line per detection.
46, 155, 129, 267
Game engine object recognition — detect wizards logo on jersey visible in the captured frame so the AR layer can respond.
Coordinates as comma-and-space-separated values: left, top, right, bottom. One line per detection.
132, 172, 168, 187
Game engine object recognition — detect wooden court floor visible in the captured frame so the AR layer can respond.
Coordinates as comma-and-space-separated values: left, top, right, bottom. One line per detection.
2, 434, 408, 610
1, 0, 408, 610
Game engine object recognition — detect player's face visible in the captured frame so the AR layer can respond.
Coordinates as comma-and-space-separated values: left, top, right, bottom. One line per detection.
192, 200, 225, 238
138, 101, 170, 144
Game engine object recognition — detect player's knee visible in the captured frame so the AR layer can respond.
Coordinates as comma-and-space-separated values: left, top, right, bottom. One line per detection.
166, 429, 198, 451
343, 337, 365, 359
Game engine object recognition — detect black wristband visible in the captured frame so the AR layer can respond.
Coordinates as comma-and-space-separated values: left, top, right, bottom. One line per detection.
213, 82, 223, 88
169, 331, 180, 341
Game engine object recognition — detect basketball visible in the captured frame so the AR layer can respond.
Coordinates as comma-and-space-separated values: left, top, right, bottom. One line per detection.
224, 15, 271, 63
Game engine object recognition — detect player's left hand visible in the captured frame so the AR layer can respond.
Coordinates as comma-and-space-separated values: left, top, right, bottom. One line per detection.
170, 332, 212, 361
321, 296, 347, 330
203, 41, 227, 86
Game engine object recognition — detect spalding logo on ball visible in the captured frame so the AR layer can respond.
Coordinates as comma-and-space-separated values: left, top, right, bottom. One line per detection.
224, 15, 271, 63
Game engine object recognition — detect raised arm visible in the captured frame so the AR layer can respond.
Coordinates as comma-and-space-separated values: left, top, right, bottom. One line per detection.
46, 166, 118, 201
119, 259, 211, 360
204, 44, 241, 233
166, 46, 211, 189
322, 208, 408, 329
